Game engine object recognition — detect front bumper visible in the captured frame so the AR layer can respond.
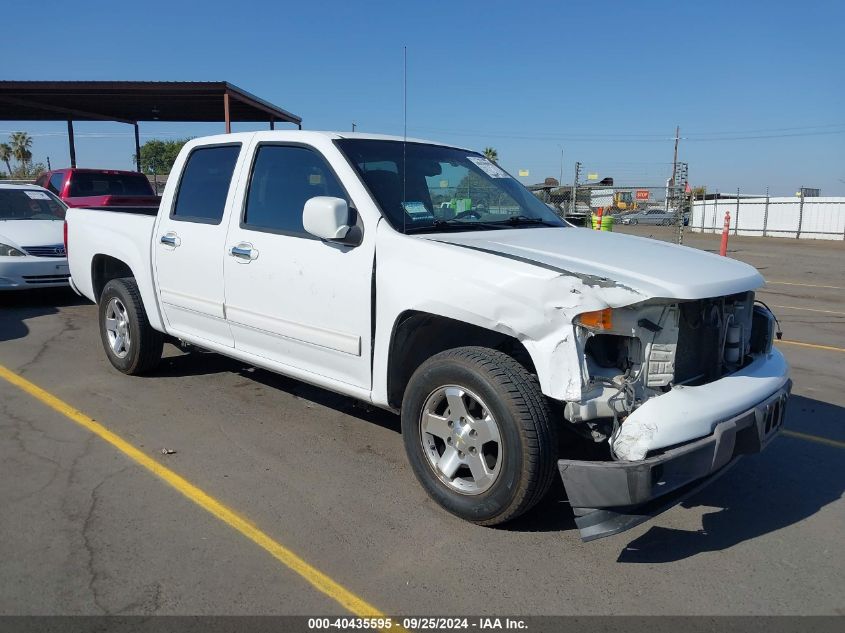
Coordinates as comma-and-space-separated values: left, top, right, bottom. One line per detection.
0, 257, 70, 290
559, 379, 792, 541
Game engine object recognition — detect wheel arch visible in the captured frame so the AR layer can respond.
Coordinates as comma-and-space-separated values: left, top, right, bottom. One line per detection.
89, 253, 165, 333
385, 310, 537, 409
91, 254, 134, 301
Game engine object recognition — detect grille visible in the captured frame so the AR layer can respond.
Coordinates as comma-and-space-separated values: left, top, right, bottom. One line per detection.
674, 292, 755, 385
675, 299, 724, 385
22, 244, 66, 258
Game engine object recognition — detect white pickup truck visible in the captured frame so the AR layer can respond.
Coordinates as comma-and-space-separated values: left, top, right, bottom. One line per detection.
66, 131, 791, 540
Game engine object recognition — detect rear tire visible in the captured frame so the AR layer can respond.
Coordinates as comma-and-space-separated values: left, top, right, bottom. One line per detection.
98, 278, 163, 375
401, 346, 557, 526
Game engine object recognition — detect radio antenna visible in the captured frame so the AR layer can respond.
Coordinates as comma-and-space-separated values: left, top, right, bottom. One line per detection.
402, 45, 407, 235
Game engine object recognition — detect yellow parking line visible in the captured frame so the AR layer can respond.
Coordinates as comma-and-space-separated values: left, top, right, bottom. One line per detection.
775, 340, 845, 353
782, 430, 845, 449
769, 304, 845, 316
766, 280, 844, 290
0, 364, 390, 621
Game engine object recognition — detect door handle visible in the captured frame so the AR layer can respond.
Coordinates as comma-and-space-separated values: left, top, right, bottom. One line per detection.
160, 233, 179, 247
229, 243, 258, 261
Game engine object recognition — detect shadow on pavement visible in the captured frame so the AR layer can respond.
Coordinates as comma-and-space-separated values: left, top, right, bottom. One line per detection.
150, 349, 402, 434
617, 396, 844, 563
147, 349, 843, 543
0, 288, 86, 342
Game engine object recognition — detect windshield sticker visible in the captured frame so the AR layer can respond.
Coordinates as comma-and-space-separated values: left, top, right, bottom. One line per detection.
25, 191, 51, 200
467, 156, 508, 178
402, 201, 435, 221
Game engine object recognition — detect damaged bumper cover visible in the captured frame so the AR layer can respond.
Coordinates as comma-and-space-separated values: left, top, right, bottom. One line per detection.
559, 359, 791, 541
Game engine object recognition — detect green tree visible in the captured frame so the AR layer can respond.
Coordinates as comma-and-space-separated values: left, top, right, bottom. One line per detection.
10, 161, 47, 179
138, 138, 191, 175
0, 143, 12, 176
483, 147, 498, 162
9, 132, 33, 170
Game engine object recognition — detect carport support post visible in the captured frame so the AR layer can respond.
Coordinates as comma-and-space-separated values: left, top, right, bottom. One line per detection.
223, 92, 231, 134
270, 118, 275, 130
133, 122, 141, 172
67, 120, 76, 168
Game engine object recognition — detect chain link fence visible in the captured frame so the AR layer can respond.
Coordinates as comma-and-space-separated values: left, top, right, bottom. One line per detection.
531, 182, 691, 233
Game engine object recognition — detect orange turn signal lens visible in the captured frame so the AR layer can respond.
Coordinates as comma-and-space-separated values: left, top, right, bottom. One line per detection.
575, 308, 613, 331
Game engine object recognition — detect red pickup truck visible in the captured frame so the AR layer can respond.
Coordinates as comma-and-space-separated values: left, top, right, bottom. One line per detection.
35, 168, 160, 209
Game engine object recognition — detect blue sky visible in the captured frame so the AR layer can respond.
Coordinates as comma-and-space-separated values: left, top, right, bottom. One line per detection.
4, 0, 844, 194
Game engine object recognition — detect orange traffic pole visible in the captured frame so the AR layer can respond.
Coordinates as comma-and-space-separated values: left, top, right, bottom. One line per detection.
596, 207, 604, 230
719, 210, 731, 256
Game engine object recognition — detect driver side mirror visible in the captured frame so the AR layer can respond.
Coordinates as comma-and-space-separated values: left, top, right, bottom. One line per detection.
303, 196, 360, 245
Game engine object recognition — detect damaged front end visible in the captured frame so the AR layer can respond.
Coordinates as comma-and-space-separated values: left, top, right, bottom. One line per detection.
558, 292, 791, 541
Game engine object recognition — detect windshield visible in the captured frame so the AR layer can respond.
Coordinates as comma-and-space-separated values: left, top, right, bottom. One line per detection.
68, 172, 154, 197
336, 139, 566, 234
0, 189, 67, 220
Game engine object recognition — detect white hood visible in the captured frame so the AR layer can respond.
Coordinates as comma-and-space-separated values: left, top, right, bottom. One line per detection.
0, 219, 64, 249
421, 227, 763, 300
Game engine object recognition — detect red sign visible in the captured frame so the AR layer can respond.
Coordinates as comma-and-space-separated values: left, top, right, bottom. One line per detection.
635, 190, 650, 200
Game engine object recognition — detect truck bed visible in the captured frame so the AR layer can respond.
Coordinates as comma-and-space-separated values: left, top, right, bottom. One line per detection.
66, 206, 160, 328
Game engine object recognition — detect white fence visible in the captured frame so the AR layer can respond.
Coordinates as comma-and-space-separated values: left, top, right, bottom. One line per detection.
690, 196, 845, 240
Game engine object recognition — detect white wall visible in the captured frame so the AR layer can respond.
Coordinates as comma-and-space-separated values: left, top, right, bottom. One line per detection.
690, 197, 845, 240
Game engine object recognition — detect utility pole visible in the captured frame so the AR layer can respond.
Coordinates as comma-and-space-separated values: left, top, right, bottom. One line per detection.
558, 145, 564, 188
352, 122, 357, 132
666, 125, 680, 215
670, 125, 680, 186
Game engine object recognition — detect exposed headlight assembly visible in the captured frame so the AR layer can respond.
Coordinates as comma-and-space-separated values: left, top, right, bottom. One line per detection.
0, 243, 26, 257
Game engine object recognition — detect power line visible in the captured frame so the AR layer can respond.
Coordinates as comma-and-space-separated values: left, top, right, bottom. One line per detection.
404, 123, 845, 143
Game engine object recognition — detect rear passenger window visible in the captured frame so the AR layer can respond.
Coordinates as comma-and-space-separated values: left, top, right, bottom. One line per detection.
172, 145, 241, 224
243, 145, 347, 237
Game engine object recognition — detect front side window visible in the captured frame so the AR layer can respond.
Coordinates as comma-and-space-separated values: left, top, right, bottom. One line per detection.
243, 145, 346, 237
172, 145, 241, 223
336, 139, 565, 234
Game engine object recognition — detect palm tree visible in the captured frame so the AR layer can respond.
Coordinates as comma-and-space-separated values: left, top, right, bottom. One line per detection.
0, 143, 12, 176
9, 132, 33, 171
483, 147, 498, 163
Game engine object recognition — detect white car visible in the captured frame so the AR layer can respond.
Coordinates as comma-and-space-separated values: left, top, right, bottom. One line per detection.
0, 184, 69, 290
66, 132, 789, 540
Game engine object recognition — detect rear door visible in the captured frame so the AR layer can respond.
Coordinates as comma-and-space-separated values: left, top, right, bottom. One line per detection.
222, 141, 374, 389
153, 143, 243, 346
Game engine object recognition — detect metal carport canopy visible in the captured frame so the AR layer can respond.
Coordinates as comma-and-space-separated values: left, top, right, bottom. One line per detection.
0, 80, 302, 168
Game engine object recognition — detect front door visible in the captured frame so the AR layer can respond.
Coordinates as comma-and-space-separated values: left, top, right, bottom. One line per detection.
153, 143, 243, 346
223, 142, 374, 389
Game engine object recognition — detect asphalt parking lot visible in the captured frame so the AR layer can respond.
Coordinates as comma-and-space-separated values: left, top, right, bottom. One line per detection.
1, 228, 843, 617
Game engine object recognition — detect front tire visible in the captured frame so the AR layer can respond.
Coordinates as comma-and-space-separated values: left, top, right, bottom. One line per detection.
401, 347, 557, 526
98, 278, 163, 375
